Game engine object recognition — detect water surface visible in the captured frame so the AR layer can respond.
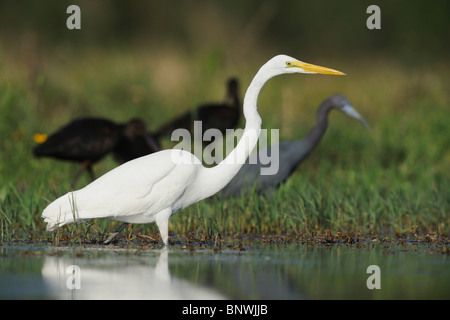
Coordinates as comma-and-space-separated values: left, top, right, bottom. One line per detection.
0, 242, 448, 299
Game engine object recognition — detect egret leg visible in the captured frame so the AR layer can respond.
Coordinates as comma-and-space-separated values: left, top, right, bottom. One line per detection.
155, 208, 172, 248
103, 223, 128, 244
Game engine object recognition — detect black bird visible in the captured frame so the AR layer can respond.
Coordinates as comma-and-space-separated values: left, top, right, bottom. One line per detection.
33, 117, 160, 188
155, 78, 241, 140
112, 119, 160, 163
221, 94, 370, 197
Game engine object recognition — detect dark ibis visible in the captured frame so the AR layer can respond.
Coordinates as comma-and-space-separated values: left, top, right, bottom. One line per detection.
155, 78, 241, 140
33, 117, 160, 188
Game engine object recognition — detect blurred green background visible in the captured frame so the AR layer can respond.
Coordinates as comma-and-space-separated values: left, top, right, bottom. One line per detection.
0, 0, 449, 60
0, 0, 448, 236
0, 0, 448, 135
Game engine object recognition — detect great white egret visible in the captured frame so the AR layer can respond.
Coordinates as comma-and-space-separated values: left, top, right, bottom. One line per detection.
42, 55, 345, 246
221, 94, 369, 197
155, 78, 241, 140
33, 118, 160, 188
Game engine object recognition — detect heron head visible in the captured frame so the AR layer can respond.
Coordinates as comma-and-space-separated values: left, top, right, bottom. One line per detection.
328, 94, 370, 129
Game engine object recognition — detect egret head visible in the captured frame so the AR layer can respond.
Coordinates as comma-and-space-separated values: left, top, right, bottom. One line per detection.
264, 54, 346, 76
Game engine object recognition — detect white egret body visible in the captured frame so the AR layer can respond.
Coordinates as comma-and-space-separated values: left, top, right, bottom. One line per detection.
42, 54, 344, 246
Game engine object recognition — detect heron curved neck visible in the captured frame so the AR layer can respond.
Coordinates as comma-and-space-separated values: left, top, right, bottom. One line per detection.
306, 102, 333, 148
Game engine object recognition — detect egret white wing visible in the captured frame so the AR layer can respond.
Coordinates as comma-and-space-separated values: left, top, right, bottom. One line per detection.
43, 150, 201, 228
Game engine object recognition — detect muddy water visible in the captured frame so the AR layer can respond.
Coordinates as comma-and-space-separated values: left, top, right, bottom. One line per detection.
0, 243, 449, 299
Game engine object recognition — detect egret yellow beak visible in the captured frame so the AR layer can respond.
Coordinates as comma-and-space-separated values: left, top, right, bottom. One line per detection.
34, 133, 48, 144
288, 61, 346, 75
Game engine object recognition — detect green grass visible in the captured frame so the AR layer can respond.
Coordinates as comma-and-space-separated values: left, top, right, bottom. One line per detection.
0, 46, 448, 243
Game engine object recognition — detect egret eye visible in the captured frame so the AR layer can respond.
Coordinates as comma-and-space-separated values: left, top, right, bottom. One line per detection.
286, 61, 291, 67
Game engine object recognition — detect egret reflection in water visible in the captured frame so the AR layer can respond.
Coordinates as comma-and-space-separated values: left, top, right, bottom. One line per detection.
41, 250, 226, 300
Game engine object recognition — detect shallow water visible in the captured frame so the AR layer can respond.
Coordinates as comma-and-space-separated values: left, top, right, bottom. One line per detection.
0, 242, 449, 299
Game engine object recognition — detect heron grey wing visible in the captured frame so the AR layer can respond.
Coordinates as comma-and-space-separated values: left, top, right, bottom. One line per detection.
282, 139, 312, 170
221, 160, 258, 196
253, 139, 311, 190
